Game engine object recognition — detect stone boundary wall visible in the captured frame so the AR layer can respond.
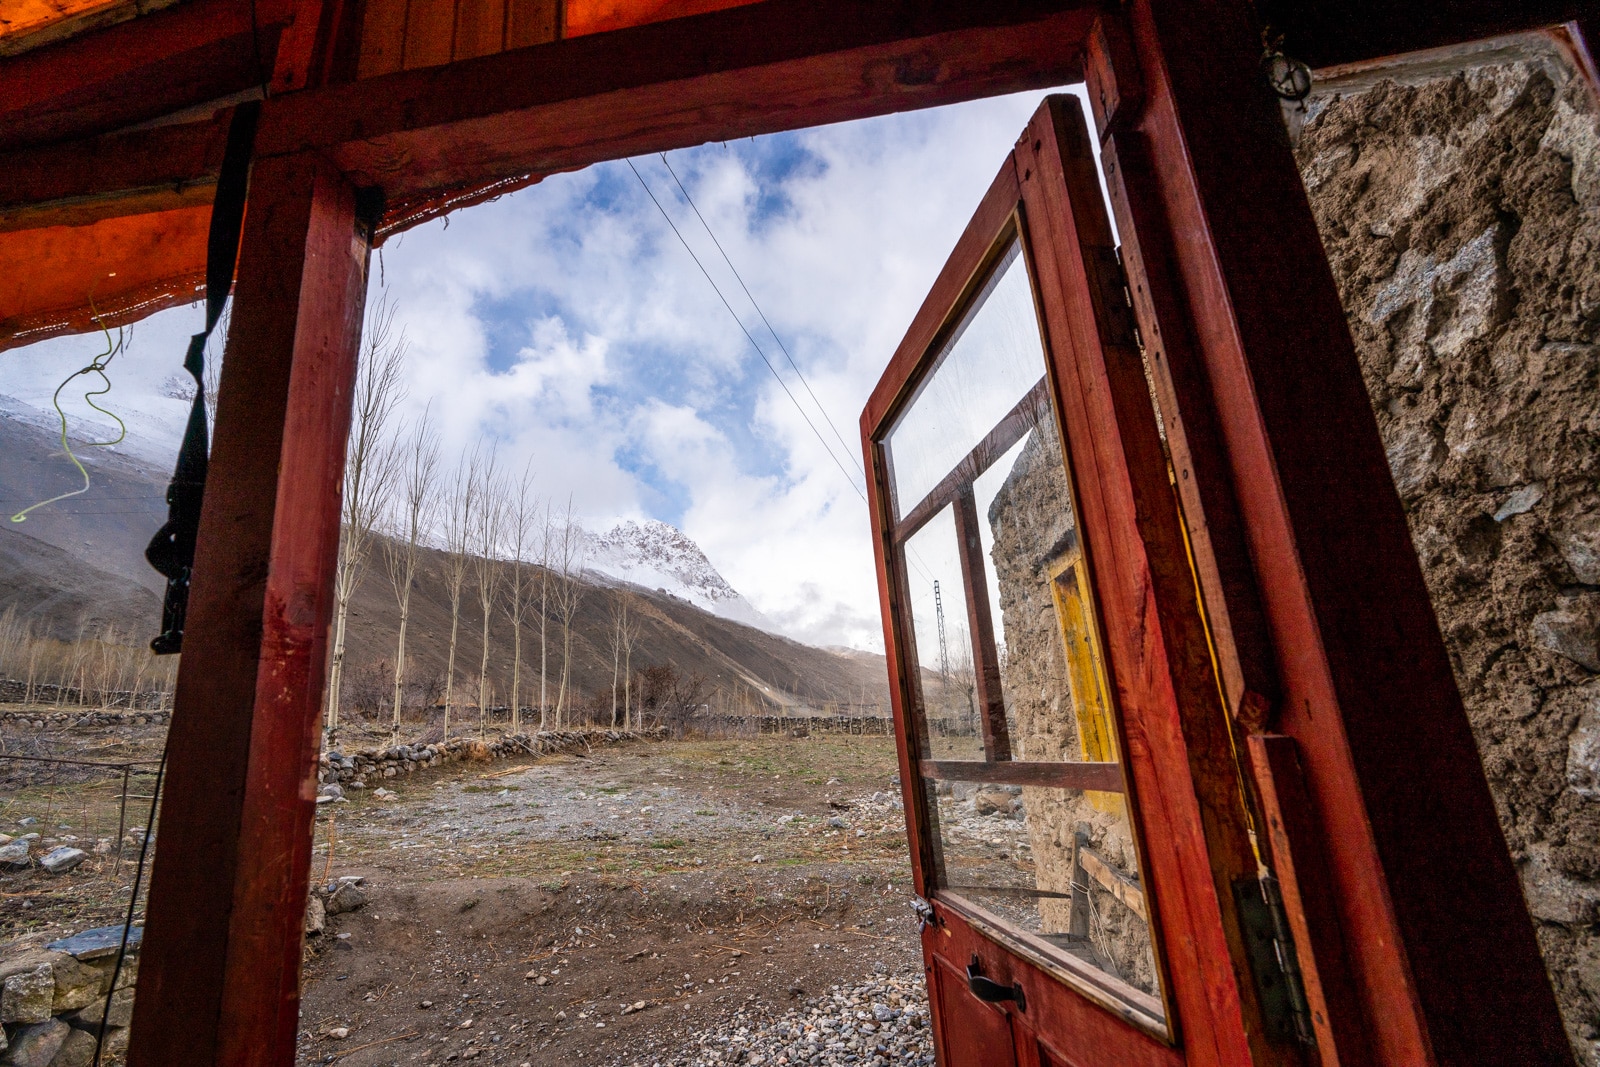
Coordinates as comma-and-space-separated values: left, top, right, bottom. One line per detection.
0, 926, 139, 1066
316, 727, 666, 787
683, 713, 894, 737
0, 709, 169, 728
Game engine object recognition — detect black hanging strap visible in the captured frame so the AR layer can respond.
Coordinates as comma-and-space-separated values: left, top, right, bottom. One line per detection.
146, 101, 261, 655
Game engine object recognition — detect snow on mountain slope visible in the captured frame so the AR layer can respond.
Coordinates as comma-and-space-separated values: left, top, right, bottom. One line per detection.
583, 519, 776, 632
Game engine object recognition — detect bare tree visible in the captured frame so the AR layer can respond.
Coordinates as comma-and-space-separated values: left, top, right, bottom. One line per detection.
621, 596, 643, 730
472, 447, 506, 739
500, 461, 539, 736
535, 502, 553, 731
608, 594, 624, 728
440, 446, 483, 740
326, 301, 406, 733
549, 500, 587, 727
382, 405, 440, 740
609, 591, 643, 729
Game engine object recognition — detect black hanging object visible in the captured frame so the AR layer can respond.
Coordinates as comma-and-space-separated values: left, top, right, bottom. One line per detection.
146, 101, 261, 655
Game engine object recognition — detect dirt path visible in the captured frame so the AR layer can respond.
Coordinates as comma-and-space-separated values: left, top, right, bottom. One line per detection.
298, 735, 925, 1066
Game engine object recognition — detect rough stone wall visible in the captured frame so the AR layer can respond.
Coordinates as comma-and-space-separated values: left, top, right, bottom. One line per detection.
1296, 52, 1600, 1061
986, 418, 1158, 995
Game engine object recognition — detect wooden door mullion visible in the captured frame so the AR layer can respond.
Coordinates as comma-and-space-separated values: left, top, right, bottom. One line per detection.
954, 483, 1011, 762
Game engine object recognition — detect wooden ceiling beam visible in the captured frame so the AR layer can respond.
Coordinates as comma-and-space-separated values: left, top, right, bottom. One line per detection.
253, 0, 1100, 202
0, 0, 296, 153
0, 116, 229, 231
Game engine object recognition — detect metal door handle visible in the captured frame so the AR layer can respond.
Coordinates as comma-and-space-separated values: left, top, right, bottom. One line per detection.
966, 958, 1025, 1012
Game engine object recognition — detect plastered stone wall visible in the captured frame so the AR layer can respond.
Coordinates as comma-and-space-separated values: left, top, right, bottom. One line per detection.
986, 417, 1158, 996
1296, 46, 1600, 1061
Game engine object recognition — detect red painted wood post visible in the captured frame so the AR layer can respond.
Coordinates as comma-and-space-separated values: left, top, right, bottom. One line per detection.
1116, 0, 1574, 1062
127, 151, 370, 1067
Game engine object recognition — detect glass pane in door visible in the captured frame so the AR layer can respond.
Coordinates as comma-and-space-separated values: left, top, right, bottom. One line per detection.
884, 233, 1167, 1028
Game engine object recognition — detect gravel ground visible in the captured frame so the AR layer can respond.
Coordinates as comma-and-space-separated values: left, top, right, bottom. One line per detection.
608, 967, 934, 1067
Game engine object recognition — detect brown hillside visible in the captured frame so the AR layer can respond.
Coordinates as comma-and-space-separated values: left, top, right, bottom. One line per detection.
337, 539, 891, 716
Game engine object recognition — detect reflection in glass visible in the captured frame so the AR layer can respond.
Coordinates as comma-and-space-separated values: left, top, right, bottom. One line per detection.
925, 775, 1161, 1016
886, 241, 1047, 517
902, 508, 987, 763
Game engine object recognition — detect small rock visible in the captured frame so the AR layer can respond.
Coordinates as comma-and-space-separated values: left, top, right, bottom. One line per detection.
47, 953, 111, 1013
0, 840, 32, 869
47, 925, 141, 961
326, 1027, 350, 1040
49, 1028, 98, 1067
1, 1018, 69, 1067
326, 881, 368, 916
39, 846, 88, 874
306, 893, 327, 936
1533, 601, 1600, 672
973, 790, 1019, 817
827, 817, 848, 829
66, 985, 135, 1029
317, 783, 344, 801
1494, 483, 1543, 521
17, 817, 38, 827
2, 963, 54, 1024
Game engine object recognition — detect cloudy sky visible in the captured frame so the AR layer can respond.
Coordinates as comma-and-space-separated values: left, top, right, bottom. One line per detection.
6, 85, 1092, 651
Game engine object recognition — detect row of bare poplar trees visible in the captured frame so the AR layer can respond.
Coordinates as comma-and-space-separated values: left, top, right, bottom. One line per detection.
321, 302, 647, 742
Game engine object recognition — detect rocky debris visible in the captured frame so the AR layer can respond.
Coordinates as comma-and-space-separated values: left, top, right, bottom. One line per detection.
610, 970, 933, 1067
36, 848, 85, 876
63, 986, 133, 1030
0, 842, 30, 871
318, 728, 665, 787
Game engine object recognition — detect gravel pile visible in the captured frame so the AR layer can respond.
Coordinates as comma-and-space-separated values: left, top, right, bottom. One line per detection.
614, 967, 934, 1067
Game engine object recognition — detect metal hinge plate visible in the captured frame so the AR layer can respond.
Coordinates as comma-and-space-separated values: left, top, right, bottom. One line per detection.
1233, 874, 1316, 1046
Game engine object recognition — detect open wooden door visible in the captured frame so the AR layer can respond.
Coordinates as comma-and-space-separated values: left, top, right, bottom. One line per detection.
863, 96, 1304, 1067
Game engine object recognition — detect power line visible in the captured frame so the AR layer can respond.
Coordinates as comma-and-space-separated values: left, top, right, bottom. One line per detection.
658, 153, 867, 482
628, 155, 937, 590
626, 158, 868, 507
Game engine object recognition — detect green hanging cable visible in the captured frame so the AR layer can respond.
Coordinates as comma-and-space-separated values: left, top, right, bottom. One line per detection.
11, 309, 128, 524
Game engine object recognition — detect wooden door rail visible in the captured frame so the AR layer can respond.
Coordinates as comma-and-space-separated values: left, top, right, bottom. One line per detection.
893, 378, 1052, 543
920, 758, 1123, 792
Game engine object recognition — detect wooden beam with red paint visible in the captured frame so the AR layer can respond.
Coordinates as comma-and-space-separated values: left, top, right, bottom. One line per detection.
126, 151, 370, 1067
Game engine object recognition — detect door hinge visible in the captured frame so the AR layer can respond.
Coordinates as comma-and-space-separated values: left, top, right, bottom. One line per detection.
1100, 246, 1145, 357
1233, 872, 1316, 1046
910, 895, 938, 931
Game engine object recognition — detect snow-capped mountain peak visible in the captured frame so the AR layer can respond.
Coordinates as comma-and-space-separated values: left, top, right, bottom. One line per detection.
584, 519, 772, 631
